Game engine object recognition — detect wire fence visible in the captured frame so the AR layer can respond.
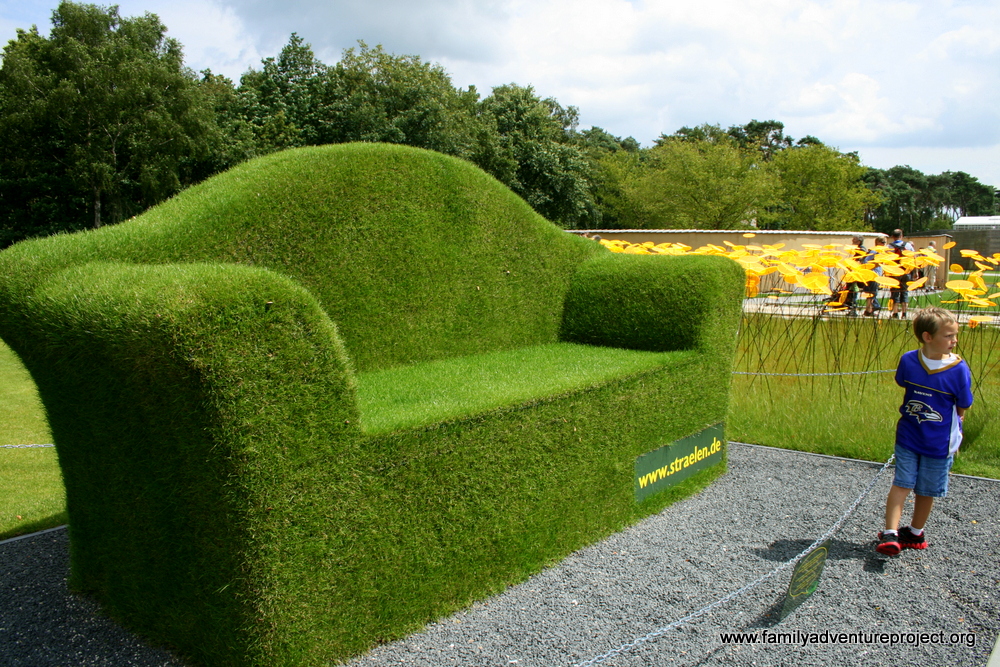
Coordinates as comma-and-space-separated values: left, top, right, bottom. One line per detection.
732, 369, 894, 377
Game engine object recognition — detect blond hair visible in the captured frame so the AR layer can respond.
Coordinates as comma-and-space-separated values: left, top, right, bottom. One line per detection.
913, 307, 956, 343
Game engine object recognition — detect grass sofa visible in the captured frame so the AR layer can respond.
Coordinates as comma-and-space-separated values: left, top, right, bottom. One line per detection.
0, 143, 744, 666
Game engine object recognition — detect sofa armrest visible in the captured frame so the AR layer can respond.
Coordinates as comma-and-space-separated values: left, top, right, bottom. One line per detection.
14, 261, 359, 664
560, 252, 745, 354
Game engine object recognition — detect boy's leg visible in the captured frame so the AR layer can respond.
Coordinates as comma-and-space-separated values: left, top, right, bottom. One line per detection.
884, 485, 910, 531
877, 485, 910, 555
899, 495, 934, 550
901, 453, 950, 550
910, 494, 934, 530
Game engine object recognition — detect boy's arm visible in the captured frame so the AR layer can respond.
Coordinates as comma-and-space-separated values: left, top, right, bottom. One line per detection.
895, 354, 906, 387
958, 362, 974, 414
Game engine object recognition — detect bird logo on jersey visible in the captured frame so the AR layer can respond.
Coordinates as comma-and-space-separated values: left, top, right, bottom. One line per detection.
905, 400, 942, 424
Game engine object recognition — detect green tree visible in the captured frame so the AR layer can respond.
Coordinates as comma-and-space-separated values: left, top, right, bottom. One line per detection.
0, 1, 218, 244
864, 165, 934, 234
234, 33, 321, 151
184, 70, 260, 182
236, 38, 485, 158
592, 149, 647, 228
573, 126, 640, 155
619, 137, 776, 229
726, 119, 793, 160
477, 83, 598, 227
864, 166, 997, 233
575, 127, 640, 226
235, 40, 599, 226
656, 123, 731, 146
942, 171, 996, 219
322, 42, 483, 156
764, 145, 880, 231
660, 120, 804, 159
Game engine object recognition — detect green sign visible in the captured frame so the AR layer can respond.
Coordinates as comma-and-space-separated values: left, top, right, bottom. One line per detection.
634, 423, 725, 502
780, 539, 831, 621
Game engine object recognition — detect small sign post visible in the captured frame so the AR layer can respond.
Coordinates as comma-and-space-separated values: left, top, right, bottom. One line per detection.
780, 539, 831, 621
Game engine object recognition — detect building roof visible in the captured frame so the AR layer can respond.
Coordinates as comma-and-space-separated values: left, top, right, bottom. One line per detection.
954, 216, 1000, 228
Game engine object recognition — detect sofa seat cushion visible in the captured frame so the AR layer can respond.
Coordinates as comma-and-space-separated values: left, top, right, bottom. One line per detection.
357, 342, 692, 434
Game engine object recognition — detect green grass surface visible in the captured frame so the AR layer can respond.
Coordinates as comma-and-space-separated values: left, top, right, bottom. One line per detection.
0, 338, 52, 445
729, 314, 1000, 479
358, 342, 689, 434
8, 314, 996, 546
5, 312, 998, 545
0, 448, 67, 540
0, 143, 601, 374
0, 339, 65, 540
0, 143, 744, 665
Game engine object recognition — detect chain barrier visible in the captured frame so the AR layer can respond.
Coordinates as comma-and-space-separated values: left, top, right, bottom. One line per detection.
1, 443, 55, 449
572, 448, 896, 667
733, 369, 894, 377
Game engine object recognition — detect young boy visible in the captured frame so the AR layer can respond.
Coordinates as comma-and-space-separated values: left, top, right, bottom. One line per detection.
876, 307, 973, 556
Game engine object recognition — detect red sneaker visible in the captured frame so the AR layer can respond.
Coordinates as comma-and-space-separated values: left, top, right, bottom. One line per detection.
899, 526, 927, 550
876, 531, 901, 556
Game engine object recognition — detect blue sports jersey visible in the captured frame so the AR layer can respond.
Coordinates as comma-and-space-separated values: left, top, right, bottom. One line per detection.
895, 349, 973, 459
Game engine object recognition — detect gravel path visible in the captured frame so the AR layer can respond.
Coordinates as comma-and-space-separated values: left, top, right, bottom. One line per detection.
3, 442, 998, 666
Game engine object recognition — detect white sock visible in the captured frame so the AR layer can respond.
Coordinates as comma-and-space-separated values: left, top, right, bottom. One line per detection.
907, 526, 924, 536
883, 529, 898, 536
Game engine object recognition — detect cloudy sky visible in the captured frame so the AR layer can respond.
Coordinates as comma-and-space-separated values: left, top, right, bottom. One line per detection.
3, 0, 999, 187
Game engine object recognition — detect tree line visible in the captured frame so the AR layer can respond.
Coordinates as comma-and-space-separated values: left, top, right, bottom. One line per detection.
1, 1, 996, 248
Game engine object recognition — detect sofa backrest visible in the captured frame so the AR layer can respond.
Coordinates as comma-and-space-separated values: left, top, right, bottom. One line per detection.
0, 143, 602, 372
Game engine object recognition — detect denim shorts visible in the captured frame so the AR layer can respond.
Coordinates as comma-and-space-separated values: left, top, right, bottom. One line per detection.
892, 443, 953, 497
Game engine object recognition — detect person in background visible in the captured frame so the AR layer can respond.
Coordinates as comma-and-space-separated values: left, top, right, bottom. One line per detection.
862, 236, 886, 317
924, 241, 938, 291
888, 229, 915, 319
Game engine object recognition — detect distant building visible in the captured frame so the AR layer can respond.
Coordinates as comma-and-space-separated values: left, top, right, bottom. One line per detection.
937, 217, 1000, 265
954, 216, 1000, 231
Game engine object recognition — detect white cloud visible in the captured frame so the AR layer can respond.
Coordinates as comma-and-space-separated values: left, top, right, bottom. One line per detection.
1, 0, 998, 183
785, 73, 938, 145
111, 0, 266, 80
225, 0, 512, 65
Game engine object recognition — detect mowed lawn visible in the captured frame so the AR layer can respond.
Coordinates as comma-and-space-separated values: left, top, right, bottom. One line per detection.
728, 314, 1000, 479
0, 339, 65, 540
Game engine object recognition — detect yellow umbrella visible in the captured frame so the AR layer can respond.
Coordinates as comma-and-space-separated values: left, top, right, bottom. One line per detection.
882, 264, 910, 277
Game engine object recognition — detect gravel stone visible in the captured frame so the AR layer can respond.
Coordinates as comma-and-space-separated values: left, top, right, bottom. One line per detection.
3, 443, 998, 666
